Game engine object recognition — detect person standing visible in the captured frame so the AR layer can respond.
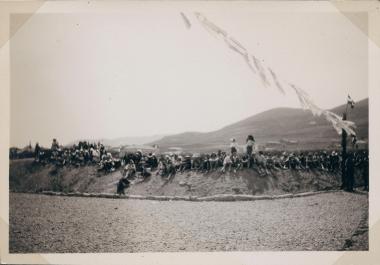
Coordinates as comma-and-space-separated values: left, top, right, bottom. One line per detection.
230, 138, 238, 156
34, 142, 41, 161
51, 138, 59, 151
246, 135, 255, 168
99, 144, 105, 160
51, 138, 60, 161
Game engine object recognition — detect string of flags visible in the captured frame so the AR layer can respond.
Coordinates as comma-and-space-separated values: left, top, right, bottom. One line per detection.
180, 12, 357, 137
180, 12, 191, 29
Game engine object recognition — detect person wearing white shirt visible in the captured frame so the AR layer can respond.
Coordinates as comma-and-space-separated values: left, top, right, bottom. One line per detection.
222, 154, 233, 173
230, 138, 238, 155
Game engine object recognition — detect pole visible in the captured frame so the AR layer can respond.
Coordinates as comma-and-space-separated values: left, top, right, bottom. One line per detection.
345, 101, 349, 117
341, 111, 347, 190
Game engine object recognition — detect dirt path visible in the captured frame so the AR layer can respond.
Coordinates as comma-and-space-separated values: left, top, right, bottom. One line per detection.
9, 192, 368, 253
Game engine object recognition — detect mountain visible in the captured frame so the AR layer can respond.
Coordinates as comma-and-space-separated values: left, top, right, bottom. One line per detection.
149, 98, 368, 152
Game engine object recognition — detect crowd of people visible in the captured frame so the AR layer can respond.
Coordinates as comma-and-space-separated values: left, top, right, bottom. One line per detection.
147, 147, 369, 177
22, 136, 368, 194
116, 136, 369, 193
34, 139, 122, 172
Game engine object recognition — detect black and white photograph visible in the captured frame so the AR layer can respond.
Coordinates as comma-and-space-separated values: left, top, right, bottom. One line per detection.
1, 1, 379, 264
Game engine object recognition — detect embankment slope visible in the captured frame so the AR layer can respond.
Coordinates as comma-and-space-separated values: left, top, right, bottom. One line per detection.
10, 159, 366, 197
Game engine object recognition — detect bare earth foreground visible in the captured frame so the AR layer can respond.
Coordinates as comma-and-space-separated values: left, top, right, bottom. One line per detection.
9, 192, 368, 252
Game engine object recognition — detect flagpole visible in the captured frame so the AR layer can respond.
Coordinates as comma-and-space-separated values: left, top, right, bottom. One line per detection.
341, 97, 351, 191
341, 95, 355, 191
341, 108, 347, 190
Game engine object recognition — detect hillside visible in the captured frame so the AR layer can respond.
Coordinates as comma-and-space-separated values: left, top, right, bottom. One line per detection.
150, 98, 368, 152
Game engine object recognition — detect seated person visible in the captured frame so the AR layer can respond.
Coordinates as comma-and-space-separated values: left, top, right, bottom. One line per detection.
166, 159, 176, 180
140, 164, 152, 179
180, 155, 192, 172
201, 154, 210, 172
241, 155, 249, 168
157, 160, 168, 177
209, 152, 219, 171
266, 155, 274, 170
191, 154, 202, 171
231, 154, 242, 172
222, 155, 233, 173
117, 177, 130, 195
123, 159, 136, 178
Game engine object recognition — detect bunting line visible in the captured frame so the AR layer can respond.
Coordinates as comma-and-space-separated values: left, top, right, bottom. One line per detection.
180, 12, 192, 29
182, 11, 357, 136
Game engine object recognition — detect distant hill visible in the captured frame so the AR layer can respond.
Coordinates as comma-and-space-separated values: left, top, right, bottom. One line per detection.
68, 135, 165, 148
101, 135, 165, 147
149, 98, 368, 152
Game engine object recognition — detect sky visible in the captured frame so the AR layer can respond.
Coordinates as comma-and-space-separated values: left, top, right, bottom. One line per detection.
10, 3, 368, 147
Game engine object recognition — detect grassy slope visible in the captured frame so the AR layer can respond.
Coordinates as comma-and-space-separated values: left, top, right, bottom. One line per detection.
10, 159, 367, 196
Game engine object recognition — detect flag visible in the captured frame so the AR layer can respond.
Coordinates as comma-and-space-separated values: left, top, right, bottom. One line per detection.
352, 135, 357, 145
180, 12, 192, 29
347, 94, 355, 108
268, 67, 285, 95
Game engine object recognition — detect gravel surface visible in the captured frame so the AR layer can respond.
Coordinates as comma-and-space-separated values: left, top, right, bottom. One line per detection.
9, 192, 368, 253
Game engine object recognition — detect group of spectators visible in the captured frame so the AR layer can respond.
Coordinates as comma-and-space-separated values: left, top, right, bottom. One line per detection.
118, 135, 368, 180
34, 139, 122, 172
25, 136, 369, 194
148, 148, 368, 177
116, 135, 369, 194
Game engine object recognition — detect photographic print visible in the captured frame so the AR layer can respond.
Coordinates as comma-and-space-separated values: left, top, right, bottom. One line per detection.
3, 1, 375, 260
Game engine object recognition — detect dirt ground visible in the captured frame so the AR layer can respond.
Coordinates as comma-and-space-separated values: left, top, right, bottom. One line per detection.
9, 192, 368, 253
